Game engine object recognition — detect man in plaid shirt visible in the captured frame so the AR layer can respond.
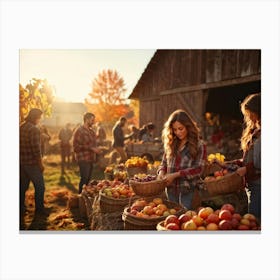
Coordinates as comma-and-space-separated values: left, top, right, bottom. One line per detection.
73, 112, 101, 193
20, 108, 46, 225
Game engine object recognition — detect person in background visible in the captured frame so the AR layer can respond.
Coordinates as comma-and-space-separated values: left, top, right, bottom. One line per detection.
110, 117, 130, 164
157, 109, 207, 210
20, 108, 48, 225
138, 124, 148, 141
236, 93, 261, 221
40, 125, 51, 158
141, 122, 156, 143
73, 113, 101, 193
128, 125, 140, 142
58, 123, 73, 173
96, 122, 107, 146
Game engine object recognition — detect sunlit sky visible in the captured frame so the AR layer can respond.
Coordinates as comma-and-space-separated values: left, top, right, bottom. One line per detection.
19, 49, 156, 103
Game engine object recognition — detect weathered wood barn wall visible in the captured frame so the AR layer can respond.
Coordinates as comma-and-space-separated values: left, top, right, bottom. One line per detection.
129, 50, 261, 139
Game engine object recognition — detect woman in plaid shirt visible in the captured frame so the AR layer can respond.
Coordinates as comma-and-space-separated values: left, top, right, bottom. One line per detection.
157, 109, 207, 209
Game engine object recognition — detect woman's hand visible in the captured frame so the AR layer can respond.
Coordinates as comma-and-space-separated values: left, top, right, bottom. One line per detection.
164, 172, 180, 186
157, 170, 165, 180
236, 166, 246, 177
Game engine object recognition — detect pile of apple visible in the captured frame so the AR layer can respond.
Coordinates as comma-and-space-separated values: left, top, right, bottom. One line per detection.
125, 157, 149, 168
162, 203, 261, 230
82, 179, 111, 196
129, 197, 180, 218
204, 169, 229, 181
102, 181, 136, 199
130, 173, 157, 182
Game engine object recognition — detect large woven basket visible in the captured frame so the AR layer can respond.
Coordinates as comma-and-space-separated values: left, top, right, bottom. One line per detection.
126, 166, 147, 178
122, 199, 186, 230
99, 191, 138, 213
202, 172, 243, 196
129, 179, 167, 197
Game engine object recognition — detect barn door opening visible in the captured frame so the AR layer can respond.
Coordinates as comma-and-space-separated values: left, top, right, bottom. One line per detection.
204, 80, 261, 159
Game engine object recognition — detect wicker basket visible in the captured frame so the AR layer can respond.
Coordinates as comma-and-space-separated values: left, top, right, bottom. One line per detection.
129, 179, 167, 197
126, 166, 147, 178
202, 172, 243, 196
156, 221, 169, 231
99, 191, 138, 213
122, 199, 186, 230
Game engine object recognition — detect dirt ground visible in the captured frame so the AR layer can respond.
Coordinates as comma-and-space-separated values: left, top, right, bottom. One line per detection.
20, 154, 104, 231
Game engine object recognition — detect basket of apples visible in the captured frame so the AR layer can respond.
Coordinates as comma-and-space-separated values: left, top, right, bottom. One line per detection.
129, 173, 167, 197
99, 181, 139, 213
122, 197, 186, 230
201, 163, 243, 196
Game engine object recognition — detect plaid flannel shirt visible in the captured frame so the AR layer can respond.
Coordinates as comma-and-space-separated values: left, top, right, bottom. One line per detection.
73, 125, 97, 162
157, 140, 207, 192
20, 121, 41, 165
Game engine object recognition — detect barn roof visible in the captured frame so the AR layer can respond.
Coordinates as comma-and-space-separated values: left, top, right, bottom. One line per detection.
128, 50, 161, 99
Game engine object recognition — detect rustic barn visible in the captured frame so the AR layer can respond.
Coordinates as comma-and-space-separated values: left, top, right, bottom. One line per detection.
128, 49, 261, 158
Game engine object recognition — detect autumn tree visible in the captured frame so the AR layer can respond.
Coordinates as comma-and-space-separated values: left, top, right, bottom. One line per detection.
19, 78, 55, 124
85, 69, 131, 124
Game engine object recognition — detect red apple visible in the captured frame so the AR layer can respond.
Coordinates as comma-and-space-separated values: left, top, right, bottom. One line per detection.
231, 218, 240, 229
166, 223, 180, 230
178, 213, 191, 225
232, 213, 242, 221
221, 203, 235, 214
249, 220, 257, 229
219, 209, 232, 221
214, 209, 221, 216
164, 215, 180, 227
219, 219, 232, 230
206, 213, 220, 225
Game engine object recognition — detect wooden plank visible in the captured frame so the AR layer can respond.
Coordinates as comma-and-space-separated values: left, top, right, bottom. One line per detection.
160, 74, 261, 96
222, 50, 238, 80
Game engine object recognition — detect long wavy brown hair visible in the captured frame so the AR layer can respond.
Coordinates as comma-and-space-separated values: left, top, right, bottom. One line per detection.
240, 93, 261, 153
162, 109, 201, 161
